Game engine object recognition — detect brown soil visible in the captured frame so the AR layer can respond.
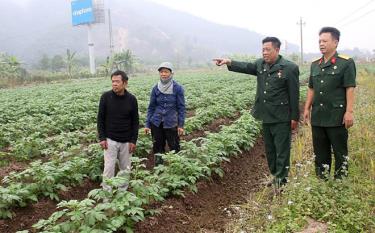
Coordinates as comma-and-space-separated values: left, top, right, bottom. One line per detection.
186, 110, 196, 118
0, 111, 264, 233
0, 179, 100, 233
134, 137, 267, 233
144, 112, 241, 169
133, 105, 305, 233
182, 112, 240, 142
297, 218, 328, 233
0, 160, 28, 182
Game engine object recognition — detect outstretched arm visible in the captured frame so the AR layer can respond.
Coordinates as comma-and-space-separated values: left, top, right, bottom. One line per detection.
213, 58, 257, 75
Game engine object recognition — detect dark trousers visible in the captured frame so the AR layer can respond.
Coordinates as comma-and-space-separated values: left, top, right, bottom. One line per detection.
262, 122, 291, 185
312, 126, 348, 179
150, 122, 180, 154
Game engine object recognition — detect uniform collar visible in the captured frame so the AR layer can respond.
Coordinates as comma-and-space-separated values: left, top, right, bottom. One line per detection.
319, 51, 338, 68
264, 55, 285, 73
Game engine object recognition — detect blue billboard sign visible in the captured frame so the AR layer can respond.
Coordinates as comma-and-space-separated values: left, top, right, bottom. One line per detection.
71, 0, 95, 26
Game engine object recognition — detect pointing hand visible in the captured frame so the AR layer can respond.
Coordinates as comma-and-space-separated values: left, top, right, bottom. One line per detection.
212, 58, 231, 66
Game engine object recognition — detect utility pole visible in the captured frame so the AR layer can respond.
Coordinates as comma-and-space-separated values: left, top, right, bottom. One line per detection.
108, 9, 114, 56
87, 24, 96, 74
297, 17, 305, 65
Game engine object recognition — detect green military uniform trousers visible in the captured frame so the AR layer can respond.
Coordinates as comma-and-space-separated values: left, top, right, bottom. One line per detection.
262, 122, 291, 185
312, 126, 348, 179
228, 57, 299, 186
309, 53, 355, 179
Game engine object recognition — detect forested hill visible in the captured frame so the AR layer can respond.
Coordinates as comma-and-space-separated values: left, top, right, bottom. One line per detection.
0, 0, 298, 64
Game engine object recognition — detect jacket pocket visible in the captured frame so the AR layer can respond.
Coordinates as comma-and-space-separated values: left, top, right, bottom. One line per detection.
332, 101, 346, 109
331, 101, 346, 125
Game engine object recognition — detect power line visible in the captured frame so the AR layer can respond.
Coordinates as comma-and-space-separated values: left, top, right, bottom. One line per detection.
336, 0, 375, 25
341, 8, 375, 26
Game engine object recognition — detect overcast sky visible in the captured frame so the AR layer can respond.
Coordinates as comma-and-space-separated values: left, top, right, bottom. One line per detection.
12, 0, 375, 54
150, 0, 375, 53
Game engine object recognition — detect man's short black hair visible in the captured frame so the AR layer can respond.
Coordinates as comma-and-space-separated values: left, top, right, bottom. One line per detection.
262, 37, 281, 49
111, 70, 128, 82
319, 27, 340, 41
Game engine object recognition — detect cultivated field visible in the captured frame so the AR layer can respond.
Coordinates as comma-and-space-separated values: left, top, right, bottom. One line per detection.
1, 66, 373, 233
0, 69, 262, 232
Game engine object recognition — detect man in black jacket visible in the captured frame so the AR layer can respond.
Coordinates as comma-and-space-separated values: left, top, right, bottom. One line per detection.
97, 70, 139, 191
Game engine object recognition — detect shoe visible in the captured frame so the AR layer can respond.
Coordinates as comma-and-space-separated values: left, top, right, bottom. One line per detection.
155, 154, 164, 166
266, 179, 275, 187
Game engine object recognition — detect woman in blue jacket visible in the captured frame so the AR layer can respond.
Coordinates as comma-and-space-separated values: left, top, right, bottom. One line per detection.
145, 62, 186, 166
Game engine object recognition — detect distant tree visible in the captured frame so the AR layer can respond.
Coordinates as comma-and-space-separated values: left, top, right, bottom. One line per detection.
286, 53, 300, 64
6, 55, 21, 67
188, 56, 193, 67
0, 53, 25, 80
112, 49, 136, 74
75, 56, 89, 67
39, 54, 51, 70
172, 49, 182, 69
51, 55, 65, 72
100, 56, 114, 77
66, 49, 76, 79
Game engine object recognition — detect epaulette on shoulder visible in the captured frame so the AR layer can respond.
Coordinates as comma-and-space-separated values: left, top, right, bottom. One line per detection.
312, 57, 321, 63
338, 54, 350, 60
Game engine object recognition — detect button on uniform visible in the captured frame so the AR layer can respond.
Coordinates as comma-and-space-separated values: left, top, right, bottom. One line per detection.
227, 55, 300, 187
308, 53, 357, 180
309, 53, 356, 127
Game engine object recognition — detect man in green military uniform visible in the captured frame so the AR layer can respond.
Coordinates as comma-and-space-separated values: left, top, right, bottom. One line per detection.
214, 37, 300, 187
304, 27, 356, 179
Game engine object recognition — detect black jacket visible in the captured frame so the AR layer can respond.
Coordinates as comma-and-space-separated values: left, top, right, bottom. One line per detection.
97, 90, 139, 143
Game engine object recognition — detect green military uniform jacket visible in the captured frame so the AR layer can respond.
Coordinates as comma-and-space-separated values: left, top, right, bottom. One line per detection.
228, 55, 300, 123
308, 52, 356, 127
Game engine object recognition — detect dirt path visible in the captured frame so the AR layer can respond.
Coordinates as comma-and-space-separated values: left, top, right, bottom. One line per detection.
0, 160, 28, 182
134, 107, 308, 233
135, 137, 268, 233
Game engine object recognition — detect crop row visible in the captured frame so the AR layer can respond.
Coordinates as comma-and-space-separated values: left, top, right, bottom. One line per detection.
0, 75, 256, 219
32, 111, 261, 232
0, 72, 255, 158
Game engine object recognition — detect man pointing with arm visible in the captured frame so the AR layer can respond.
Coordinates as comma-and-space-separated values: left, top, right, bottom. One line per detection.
214, 37, 300, 188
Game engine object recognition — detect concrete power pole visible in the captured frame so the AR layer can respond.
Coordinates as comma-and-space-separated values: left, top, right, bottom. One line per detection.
297, 17, 305, 65
108, 9, 114, 56
87, 24, 96, 74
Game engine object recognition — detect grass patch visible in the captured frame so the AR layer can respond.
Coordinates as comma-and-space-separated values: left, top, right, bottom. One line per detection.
226, 65, 375, 233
